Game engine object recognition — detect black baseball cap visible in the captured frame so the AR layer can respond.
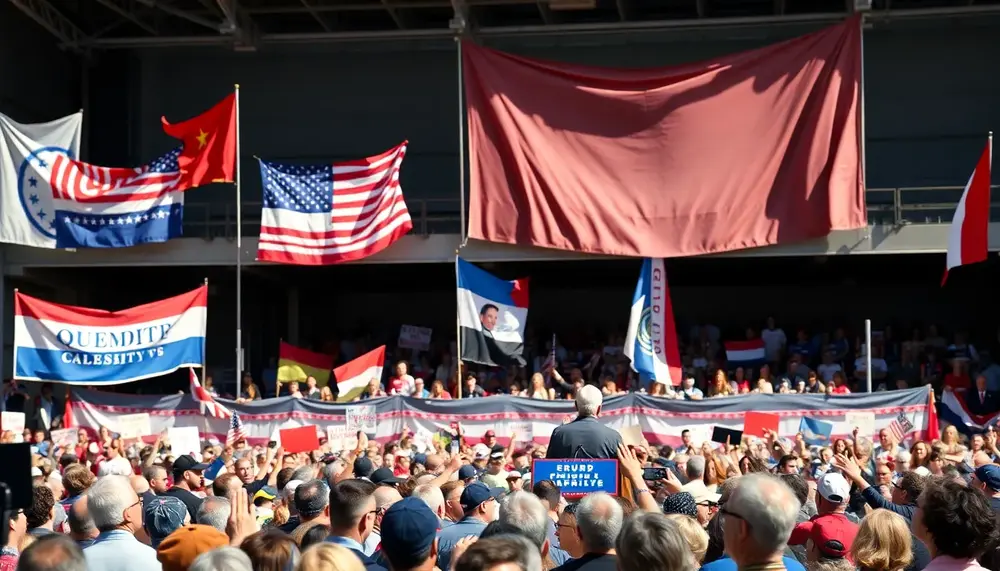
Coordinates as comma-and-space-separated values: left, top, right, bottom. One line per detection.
172, 454, 209, 475
354, 457, 375, 479
370, 467, 405, 485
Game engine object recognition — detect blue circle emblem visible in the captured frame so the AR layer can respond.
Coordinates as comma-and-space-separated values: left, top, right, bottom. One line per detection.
17, 145, 75, 240
637, 307, 653, 356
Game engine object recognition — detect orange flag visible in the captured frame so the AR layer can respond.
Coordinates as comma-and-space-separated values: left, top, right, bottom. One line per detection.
161, 93, 237, 188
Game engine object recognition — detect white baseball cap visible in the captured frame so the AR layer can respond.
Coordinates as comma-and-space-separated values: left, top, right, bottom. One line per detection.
817, 472, 851, 504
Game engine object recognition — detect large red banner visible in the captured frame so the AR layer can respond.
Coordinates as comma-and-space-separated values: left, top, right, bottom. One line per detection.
463, 17, 865, 258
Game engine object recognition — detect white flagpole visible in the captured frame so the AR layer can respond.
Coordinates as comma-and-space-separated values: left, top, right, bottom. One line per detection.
202, 277, 209, 386
455, 252, 463, 399
865, 319, 872, 393
235, 84, 244, 399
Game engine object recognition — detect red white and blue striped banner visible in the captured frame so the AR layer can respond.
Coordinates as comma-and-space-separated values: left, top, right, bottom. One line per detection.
69, 386, 933, 448
14, 286, 207, 385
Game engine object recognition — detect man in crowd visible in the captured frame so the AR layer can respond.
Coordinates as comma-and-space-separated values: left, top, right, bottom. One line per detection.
412, 484, 449, 527
327, 479, 387, 571
27, 485, 58, 537
196, 496, 231, 532
83, 474, 160, 571
67, 496, 98, 549
143, 465, 170, 496
17, 535, 87, 571
365, 485, 403, 555
291, 479, 332, 531
547, 386, 622, 460
437, 483, 502, 571
164, 455, 208, 521
144, 496, 190, 549
379, 497, 440, 571
0, 506, 27, 571
552, 492, 621, 571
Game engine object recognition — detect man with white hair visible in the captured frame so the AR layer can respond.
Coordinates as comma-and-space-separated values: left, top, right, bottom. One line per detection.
546, 385, 623, 459
552, 492, 622, 571
83, 475, 160, 571
196, 495, 231, 533
707, 473, 805, 571
498, 491, 551, 555
412, 484, 448, 526
365, 485, 403, 556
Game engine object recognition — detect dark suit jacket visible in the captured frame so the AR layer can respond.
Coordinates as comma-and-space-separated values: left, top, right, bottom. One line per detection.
546, 416, 623, 460
968, 390, 1000, 415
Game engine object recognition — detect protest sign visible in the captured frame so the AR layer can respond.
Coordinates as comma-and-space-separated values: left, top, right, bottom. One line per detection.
111, 413, 151, 440
348, 406, 377, 433
398, 325, 433, 351
168, 426, 201, 456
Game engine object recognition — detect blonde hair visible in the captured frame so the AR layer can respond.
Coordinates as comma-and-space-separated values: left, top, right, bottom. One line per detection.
296, 543, 366, 571
665, 513, 709, 563
851, 509, 913, 571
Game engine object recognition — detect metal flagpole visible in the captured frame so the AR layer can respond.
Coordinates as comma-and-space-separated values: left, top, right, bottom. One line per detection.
454, 28, 467, 398
864, 319, 872, 393
455, 252, 463, 399
235, 84, 244, 399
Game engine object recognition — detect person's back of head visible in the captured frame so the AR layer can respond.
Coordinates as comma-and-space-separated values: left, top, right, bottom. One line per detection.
189, 546, 253, 571
300, 525, 331, 550
665, 514, 710, 564
455, 534, 543, 571
197, 496, 231, 532
292, 466, 316, 483
575, 385, 603, 418
916, 477, 1000, 559
617, 512, 697, 571
67, 496, 97, 540
530, 480, 560, 510
27, 485, 56, 529
297, 543, 366, 571
726, 473, 800, 558
62, 464, 95, 498
851, 509, 913, 571
411, 484, 445, 518
329, 479, 377, 532
16, 533, 86, 571
295, 480, 330, 521
576, 492, 623, 554
240, 529, 300, 571
780, 474, 809, 506
86, 475, 134, 531
497, 492, 549, 551
686, 456, 706, 481
213, 473, 240, 497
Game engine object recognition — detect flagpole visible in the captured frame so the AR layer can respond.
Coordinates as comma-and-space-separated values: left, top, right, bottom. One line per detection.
455, 251, 463, 399
234, 84, 244, 400
202, 278, 209, 386
864, 319, 872, 393
454, 27, 467, 399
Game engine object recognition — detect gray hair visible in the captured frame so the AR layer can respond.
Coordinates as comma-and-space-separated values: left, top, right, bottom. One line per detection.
86, 475, 136, 531
291, 466, 316, 483
576, 492, 623, 551
16, 533, 87, 571
189, 546, 253, 571
498, 491, 549, 549
67, 498, 95, 538
726, 473, 800, 554
411, 484, 445, 516
686, 456, 706, 480
575, 385, 603, 418
455, 534, 543, 571
197, 496, 231, 532
616, 512, 697, 571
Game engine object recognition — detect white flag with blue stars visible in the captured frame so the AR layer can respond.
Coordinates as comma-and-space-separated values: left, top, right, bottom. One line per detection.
0, 111, 83, 249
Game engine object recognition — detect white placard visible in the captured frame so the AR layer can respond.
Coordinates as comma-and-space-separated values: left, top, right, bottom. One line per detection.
348, 406, 377, 433
398, 325, 433, 351
111, 413, 151, 440
510, 421, 533, 446
846, 412, 876, 438
50, 428, 77, 449
1, 411, 25, 438
168, 426, 201, 456
326, 425, 358, 452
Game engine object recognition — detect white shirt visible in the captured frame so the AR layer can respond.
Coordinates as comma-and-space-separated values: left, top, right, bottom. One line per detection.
97, 456, 133, 477
760, 328, 787, 361
817, 363, 843, 382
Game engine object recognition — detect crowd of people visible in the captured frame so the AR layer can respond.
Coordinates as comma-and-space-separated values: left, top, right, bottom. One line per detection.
2, 383, 1000, 571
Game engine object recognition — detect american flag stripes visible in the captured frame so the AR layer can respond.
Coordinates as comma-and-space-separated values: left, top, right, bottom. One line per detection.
256, 142, 412, 265
888, 411, 914, 442
49, 148, 183, 203
189, 368, 230, 419
227, 412, 247, 446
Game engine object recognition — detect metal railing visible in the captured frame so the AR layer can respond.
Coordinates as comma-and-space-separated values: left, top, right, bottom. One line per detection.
181, 186, 1000, 239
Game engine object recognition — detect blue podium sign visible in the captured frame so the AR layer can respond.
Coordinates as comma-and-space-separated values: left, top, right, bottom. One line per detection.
531, 459, 619, 497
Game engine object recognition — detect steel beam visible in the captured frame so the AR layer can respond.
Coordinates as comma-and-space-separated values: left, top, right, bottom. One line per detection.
8, 0, 88, 50
300, 0, 333, 31
382, 0, 407, 29
94, 0, 158, 34
135, 0, 221, 30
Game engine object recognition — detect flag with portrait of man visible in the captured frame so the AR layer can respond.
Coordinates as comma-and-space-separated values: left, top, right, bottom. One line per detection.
456, 257, 528, 367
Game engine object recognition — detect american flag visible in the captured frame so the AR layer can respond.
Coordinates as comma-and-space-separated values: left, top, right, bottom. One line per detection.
227, 412, 247, 446
256, 142, 412, 265
888, 411, 914, 442
49, 148, 183, 203
189, 368, 230, 419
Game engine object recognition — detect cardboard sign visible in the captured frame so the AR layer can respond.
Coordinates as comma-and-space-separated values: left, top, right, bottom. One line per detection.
112, 413, 151, 440
845, 412, 876, 438
799, 417, 834, 446
168, 426, 201, 456
347, 406, 377, 433
50, 428, 77, 449
743, 412, 780, 438
398, 325, 433, 351
510, 421, 533, 446
532, 459, 619, 497
1, 411, 25, 438
281, 425, 320, 454
326, 425, 358, 452
619, 425, 644, 447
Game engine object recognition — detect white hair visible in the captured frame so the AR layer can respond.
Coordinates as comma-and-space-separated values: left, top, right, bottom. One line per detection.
197, 496, 231, 532
87, 475, 137, 531
411, 484, 445, 516
499, 491, 549, 549
727, 473, 800, 554
189, 546, 253, 571
575, 385, 603, 417
576, 492, 623, 551
686, 456, 706, 480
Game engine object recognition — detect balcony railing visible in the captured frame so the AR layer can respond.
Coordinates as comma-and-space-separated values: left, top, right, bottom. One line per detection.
182, 186, 1000, 240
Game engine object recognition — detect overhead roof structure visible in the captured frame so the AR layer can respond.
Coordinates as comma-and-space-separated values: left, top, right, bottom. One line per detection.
9, 0, 1000, 52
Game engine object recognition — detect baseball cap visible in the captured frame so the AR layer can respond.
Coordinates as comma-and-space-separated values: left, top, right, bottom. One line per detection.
371, 467, 405, 485
473, 444, 491, 460
484, 430, 496, 438
172, 454, 209, 475
156, 525, 230, 571
413, 453, 428, 466
460, 482, 503, 513
354, 456, 375, 478
976, 464, 1000, 491
489, 451, 504, 461
380, 497, 439, 563
458, 465, 479, 480
144, 496, 189, 548
817, 472, 851, 504
253, 486, 278, 503
662, 492, 698, 518
807, 515, 857, 558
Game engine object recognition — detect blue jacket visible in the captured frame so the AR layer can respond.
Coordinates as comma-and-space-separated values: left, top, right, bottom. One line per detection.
327, 535, 388, 571
701, 555, 805, 571
437, 516, 488, 571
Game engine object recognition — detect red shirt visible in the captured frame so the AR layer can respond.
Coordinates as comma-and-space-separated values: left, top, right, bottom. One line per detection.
945, 373, 970, 392
832, 385, 851, 395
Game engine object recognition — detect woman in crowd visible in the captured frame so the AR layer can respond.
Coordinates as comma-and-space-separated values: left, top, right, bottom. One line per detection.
910, 442, 930, 470
525, 373, 554, 400
709, 370, 733, 398
851, 509, 913, 571
241, 529, 300, 571
429, 380, 451, 399
296, 543, 363, 571
319, 386, 334, 402
912, 478, 999, 571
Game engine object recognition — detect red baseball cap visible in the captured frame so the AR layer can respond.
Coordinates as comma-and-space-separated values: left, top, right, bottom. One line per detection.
484, 430, 496, 438
806, 515, 857, 559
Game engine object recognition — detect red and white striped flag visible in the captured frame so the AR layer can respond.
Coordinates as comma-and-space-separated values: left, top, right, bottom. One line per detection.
888, 412, 914, 443
256, 142, 412, 265
189, 367, 230, 419
227, 412, 247, 446
943, 136, 992, 285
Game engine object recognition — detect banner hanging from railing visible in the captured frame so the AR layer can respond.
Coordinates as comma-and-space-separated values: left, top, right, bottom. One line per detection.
68, 386, 932, 447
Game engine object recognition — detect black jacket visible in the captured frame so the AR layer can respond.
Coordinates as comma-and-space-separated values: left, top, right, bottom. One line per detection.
546, 416, 623, 460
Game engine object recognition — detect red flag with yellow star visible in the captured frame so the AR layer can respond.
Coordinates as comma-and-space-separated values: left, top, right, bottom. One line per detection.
161, 93, 237, 188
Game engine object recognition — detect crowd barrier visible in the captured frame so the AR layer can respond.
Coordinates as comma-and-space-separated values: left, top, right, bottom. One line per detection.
68, 386, 933, 448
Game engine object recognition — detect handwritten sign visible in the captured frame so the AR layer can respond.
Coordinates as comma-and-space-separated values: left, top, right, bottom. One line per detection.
326, 425, 358, 452
398, 325, 433, 351
50, 428, 77, 449
111, 413, 151, 440
531, 459, 619, 497
348, 406, 377, 433
510, 421, 533, 446
845, 412, 876, 438
1, 411, 25, 439
168, 426, 201, 456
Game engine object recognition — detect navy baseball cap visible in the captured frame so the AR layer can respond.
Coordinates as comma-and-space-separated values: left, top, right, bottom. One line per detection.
371, 467, 405, 485
144, 496, 188, 548
172, 454, 209, 475
976, 464, 1000, 491
460, 482, 503, 513
354, 456, 374, 478
458, 465, 479, 480
380, 497, 439, 562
